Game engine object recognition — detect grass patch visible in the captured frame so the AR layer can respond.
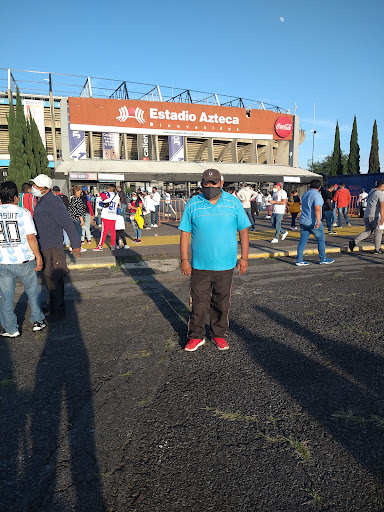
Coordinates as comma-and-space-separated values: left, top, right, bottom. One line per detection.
138, 398, 149, 407
125, 350, 151, 360
205, 407, 259, 423
287, 436, 311, 462
0, 377, 13, 386
332, 410, 384, 427
302, 488, 322, 510
119, 370, 133, 377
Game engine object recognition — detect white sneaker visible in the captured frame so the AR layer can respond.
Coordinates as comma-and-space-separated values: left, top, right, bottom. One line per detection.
124, 245, 129, 249
271, 238, 279, 243
80, 248, 87, 252
265, 215, 271, 219
281, 232, 288, 241
152, 224, 158, 227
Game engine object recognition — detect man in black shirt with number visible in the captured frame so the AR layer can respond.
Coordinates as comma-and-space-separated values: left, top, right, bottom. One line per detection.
322, 184, 338, 235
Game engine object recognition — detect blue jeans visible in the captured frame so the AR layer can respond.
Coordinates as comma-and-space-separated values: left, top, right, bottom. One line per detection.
73, 219, 82, 242
81, 213, 92, 242
244, 207, 255, 228
271, 213, 287, 238
332, 201, 337, 224
338, 207, 350, 226
0, 260, 44, 334
324, 210, 334, 232
297, 223, 326, 262
151, 205, 159, 225
63, 230, 70, 247
132, 220, 141, 240
120, 203, 127, 221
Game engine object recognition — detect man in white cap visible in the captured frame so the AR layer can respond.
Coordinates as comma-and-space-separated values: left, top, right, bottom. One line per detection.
179, 168, 250, 352
31, 174, 81, 319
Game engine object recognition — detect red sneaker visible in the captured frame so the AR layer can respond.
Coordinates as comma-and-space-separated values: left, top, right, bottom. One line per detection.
212, 337, 229, 350
184, 338, 205, 351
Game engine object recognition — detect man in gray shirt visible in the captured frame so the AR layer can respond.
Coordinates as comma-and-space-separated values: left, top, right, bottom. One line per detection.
349, 179, 384, 254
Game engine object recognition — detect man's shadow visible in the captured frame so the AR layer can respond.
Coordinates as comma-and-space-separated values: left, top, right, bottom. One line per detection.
118, 256, 189, 347
0, 275, 106, 511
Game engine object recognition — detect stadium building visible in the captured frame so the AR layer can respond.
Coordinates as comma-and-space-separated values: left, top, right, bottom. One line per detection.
0, 68, 321, 194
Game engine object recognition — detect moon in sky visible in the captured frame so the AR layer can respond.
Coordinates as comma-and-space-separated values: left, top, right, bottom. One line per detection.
280, 17, 285, 22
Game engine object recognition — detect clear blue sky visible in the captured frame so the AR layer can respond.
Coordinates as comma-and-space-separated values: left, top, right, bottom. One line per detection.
2, 0, 384, 171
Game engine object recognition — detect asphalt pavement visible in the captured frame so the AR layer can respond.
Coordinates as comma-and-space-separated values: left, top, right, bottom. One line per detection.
1, 253, 384, 511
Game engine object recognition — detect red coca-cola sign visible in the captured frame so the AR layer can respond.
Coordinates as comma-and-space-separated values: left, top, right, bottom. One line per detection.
274, 116, 293, 138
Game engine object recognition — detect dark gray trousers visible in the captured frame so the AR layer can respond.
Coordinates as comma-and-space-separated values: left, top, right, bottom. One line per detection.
188, 268, 234, 339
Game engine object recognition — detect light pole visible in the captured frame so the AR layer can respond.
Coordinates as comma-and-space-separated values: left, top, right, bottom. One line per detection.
311, 100, 317, 170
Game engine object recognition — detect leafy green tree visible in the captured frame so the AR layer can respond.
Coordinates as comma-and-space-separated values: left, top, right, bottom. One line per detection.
368, 120, 380, 173
312, 151, 348, 179
347, 116, 360, 174
329, 122, 344, 175
7, 88, 30, 189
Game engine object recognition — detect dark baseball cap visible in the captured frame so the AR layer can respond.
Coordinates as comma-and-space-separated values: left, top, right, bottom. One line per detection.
201, 168, 222, 185
52, 185, 60, 192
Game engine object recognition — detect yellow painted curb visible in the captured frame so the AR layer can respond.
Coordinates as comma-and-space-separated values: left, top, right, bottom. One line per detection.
68, 262, 116, 270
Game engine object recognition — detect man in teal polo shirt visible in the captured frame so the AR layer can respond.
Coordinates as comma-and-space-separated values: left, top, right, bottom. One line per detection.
179, 168, 251, 352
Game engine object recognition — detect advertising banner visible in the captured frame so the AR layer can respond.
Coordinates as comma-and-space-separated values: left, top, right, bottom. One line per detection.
23, 99, 46, 147
68, 106, 86, 160
169, 135, 184, 161
137, 134, 152, 160
69, 97, 293, 140
102, 132, 120, 160
69, 173, 97, 180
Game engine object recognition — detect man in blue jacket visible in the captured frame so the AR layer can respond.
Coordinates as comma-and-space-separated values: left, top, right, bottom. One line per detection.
179, 168, 250, 352
31, 174, 81, 319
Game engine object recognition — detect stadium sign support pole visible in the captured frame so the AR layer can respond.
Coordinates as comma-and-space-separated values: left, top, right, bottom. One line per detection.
49, 73, 58, 171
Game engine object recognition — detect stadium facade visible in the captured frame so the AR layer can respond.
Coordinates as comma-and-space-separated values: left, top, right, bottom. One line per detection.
0, 68, 321, 194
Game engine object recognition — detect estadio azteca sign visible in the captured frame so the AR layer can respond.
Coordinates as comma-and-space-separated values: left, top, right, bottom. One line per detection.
68, 98, 293, 140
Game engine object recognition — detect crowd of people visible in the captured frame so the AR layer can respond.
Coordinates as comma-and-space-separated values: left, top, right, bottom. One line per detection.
1, 171, 384, 344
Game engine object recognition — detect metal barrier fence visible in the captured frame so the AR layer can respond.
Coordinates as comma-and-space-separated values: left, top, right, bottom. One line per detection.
156, 195, 361, 224
159, 199, 187, 223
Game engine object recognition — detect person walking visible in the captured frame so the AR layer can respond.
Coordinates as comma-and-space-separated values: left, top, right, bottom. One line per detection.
358, 188, 368, 218
296, 179, 334, 266
150, 186, 161, 227
142, 190, 155, 229
321, 184, 338, 235
265, 192, 272, 219
179, 168, 250, 352
237, 183, 257, 231
349, 179, 384, 255
270, 183, 288, 243
31, 174, 82, 318
68, 186, 87, 252
117, 186, 128, 220
333, 182, 352, 228
287, 189, 301, 230
0, 181, 46, 337
18, 182, 37, 217
93, 185, 121, 251
80, 188, 95, 245
52, 185, 70, 248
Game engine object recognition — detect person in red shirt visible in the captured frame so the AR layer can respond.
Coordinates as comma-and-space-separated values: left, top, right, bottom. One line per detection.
333, 182, 352, 228
19, 183, 37, 217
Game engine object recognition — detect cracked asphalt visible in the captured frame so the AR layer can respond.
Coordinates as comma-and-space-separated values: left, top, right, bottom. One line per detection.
0, 253, 383, 511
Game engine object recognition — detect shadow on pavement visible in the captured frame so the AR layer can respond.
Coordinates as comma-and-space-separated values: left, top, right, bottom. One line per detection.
118, 257, 189, 348
230, 304, 384, 480
0, 275, 106, 512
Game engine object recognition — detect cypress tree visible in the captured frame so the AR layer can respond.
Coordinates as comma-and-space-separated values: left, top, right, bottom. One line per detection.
347, 116, 360, 174
30, 115, 49, 175
7, 88, 30, 189
329, 122, 343, 175
368, 120, 380, 173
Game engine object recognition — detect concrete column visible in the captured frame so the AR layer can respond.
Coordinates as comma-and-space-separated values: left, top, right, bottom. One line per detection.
207, 138, 214, 162
184, 137, 189, 162
89, 132, 94, 159
153, 135, 159, 161
60, 98, 70, 161
266, 141, 273, 164
289, 115, 300, 167
250, 140, 258, 163
123, 133, 128, 159
231, 140, 238, 163
187, 181, 191, 197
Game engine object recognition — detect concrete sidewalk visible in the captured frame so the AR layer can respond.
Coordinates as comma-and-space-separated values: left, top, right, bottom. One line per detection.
67, 216, 378, 269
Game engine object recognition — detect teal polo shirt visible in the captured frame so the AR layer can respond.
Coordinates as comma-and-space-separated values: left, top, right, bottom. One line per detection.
178, 191, 251, 271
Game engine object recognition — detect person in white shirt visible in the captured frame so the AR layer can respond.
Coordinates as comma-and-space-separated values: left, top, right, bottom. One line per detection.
358, 189, 368, 218
265, 193, 272, 218
142, 190, 155, 229
150, 186, 161, 227
270, 182, 288, 243
0, 181, 46, 337
237, 184, 257, 231
93, 185, 120, 251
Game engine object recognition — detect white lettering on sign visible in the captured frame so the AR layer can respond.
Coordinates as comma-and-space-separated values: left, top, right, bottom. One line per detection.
149, 108, 239, 126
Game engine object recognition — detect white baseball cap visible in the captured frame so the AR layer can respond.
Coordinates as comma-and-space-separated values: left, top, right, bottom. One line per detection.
30, 174, 53, 189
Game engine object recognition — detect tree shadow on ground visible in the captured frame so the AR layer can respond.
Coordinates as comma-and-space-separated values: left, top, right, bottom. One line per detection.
0, 276, 106, 512
117, 257, 189, 348
230, 305, 384, 480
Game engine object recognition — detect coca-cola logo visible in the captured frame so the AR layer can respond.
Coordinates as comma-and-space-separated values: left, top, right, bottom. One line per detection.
275, 116, 293, 138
